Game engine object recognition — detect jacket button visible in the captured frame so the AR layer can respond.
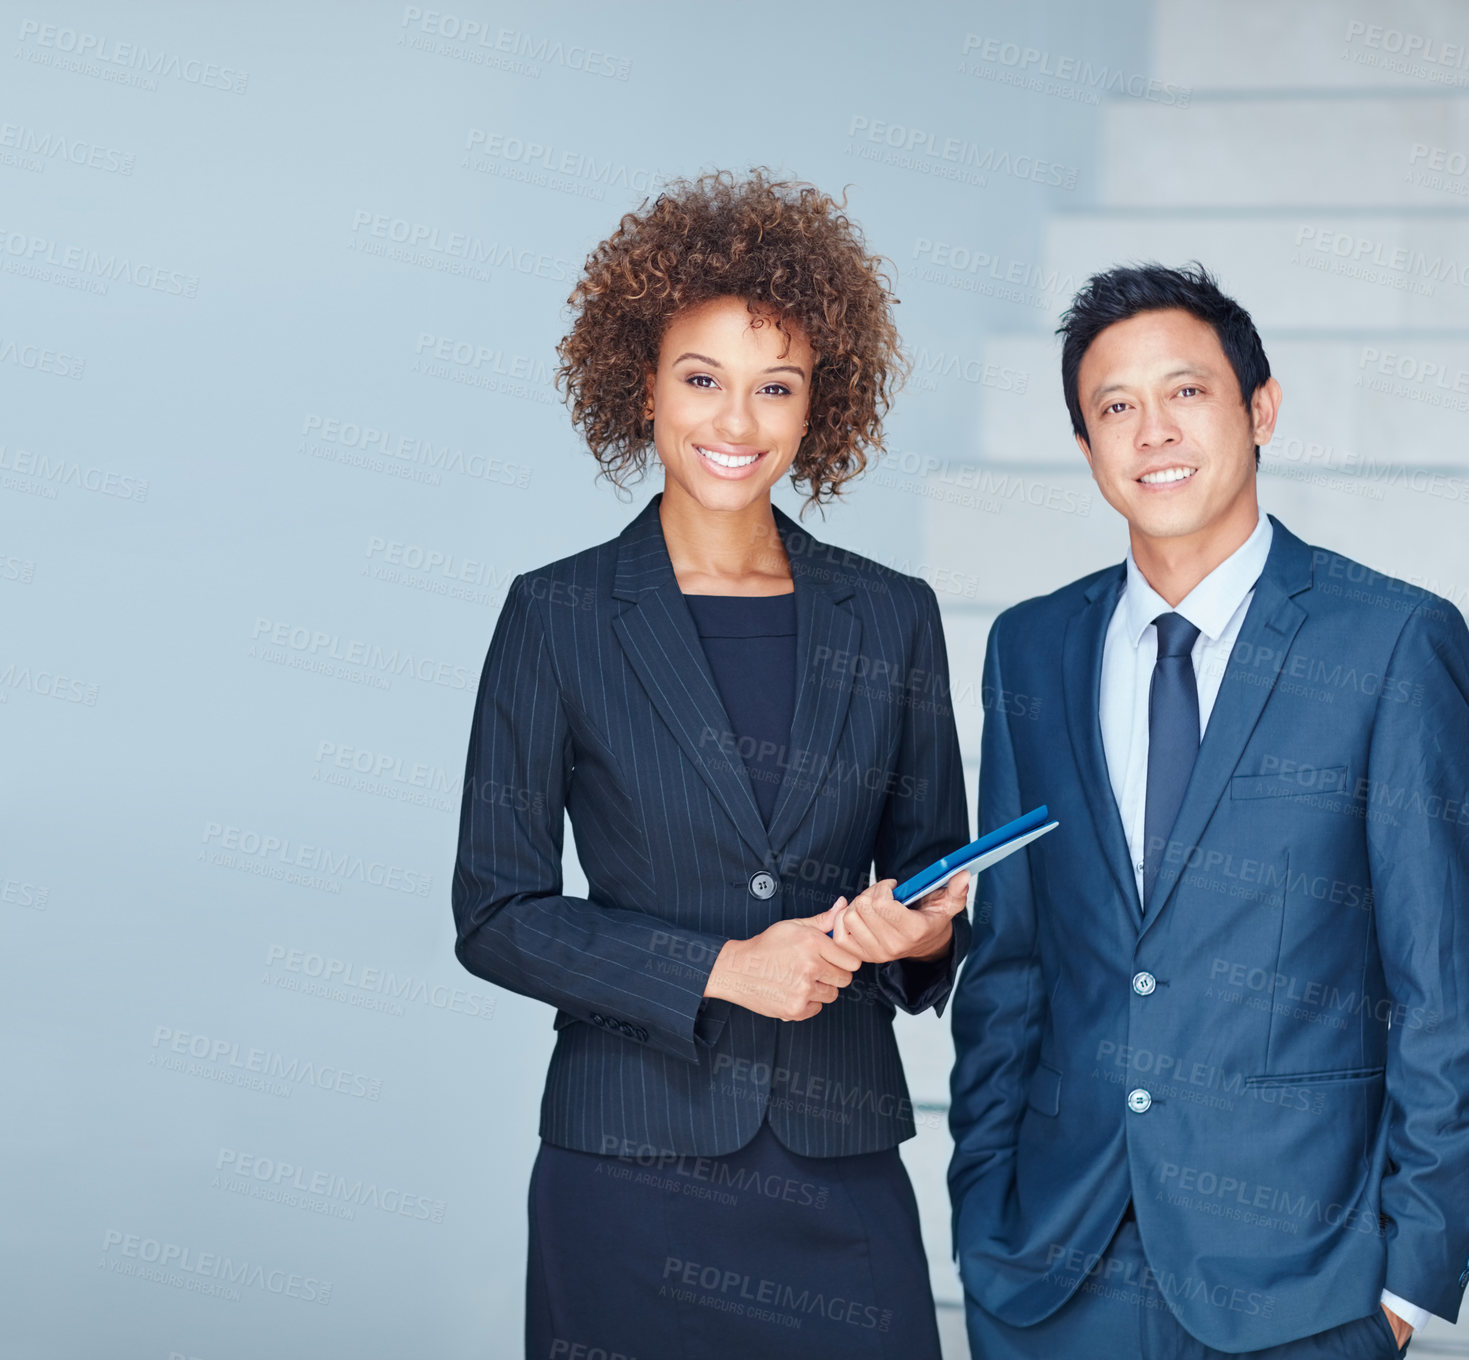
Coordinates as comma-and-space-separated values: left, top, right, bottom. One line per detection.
748, 871, 777, 900
1132, 971, 1157, 996
1127, 1088, 1152, 1114
590, 1012, 606, 1027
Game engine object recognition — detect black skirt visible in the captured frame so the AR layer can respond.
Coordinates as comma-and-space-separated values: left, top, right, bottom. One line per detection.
525, 1120, 942, 1360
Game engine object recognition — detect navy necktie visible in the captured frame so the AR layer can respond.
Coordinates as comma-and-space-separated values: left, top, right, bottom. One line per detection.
1143, 612, 1202, 911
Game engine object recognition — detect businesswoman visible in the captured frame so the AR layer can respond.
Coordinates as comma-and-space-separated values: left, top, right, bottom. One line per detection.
452, 170, 971, 1360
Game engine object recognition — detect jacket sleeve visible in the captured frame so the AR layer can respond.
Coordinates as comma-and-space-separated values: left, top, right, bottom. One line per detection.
1369, 598, 1469, 1321
872, 581, 972, 1016
948, 612, 1046, 1250
451, 575, 729, 1064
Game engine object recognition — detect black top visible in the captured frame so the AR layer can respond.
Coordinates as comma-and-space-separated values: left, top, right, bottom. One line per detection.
684, 593, 797, 828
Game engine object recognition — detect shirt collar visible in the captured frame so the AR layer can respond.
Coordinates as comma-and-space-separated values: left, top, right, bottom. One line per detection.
1120, 511, 1274, 647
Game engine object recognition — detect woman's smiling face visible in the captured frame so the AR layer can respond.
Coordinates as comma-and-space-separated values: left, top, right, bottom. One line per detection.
646, 296, 814, 516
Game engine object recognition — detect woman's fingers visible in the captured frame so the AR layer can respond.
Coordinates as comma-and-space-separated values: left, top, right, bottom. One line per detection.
918, 870, 970, 916
839, 903, 891, 963
817, 934, 863, 972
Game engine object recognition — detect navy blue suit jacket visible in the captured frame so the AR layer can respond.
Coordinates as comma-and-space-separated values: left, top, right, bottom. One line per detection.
453, 495, 969, 1159
949, 518, 1469, 1351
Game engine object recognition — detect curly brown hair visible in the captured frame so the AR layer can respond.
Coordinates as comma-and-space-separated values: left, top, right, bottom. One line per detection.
556, 169, 906, 509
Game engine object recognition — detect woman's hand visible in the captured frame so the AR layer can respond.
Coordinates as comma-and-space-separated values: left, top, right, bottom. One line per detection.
831, 870, 970, 966
703, 905, 862, 1021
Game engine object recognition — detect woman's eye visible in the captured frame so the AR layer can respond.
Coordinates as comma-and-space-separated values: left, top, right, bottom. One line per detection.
686, 373, 717, 388
760, 383, 792, 397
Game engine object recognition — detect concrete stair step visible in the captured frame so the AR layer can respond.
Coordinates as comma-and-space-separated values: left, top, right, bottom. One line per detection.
911, 462, 1467, 618
1151, 0, 1469, 92
1100, 94, 1469, 207
972, 334, 1469, 470
1045, 211, 1469, 329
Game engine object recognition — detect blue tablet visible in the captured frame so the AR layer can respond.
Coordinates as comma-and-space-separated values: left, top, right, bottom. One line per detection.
893, 805, 1058, 906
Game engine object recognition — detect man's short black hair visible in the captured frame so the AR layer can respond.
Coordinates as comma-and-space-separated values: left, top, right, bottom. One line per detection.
1057, 262, 1271, 466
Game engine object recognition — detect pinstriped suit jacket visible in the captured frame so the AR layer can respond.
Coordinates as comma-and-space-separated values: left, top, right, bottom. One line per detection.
452, 494, 969, 1158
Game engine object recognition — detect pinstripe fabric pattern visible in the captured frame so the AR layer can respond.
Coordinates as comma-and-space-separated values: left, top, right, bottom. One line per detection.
452, 495, 969, 1158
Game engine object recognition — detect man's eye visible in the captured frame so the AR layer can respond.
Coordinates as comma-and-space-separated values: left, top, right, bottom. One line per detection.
1178, 386, 1200, 398
1105, 401, 1128, 415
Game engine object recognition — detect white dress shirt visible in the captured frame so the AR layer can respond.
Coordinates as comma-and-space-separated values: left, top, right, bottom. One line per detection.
1099, 511, 1274, 901
1097, 510, 1429, 1333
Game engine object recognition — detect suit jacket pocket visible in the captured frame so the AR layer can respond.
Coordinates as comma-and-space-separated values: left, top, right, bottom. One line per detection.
1230, 766, 1349, 800
1027, 1063, 1061, 1116
1244, 1066, 1383, 1087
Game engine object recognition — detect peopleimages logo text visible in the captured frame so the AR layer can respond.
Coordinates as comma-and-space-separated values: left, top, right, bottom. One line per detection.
847, 116, 1077, 189
16, 21, 248, 91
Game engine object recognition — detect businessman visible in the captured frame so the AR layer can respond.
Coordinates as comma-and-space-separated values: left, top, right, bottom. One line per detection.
950, 263, 1469, 1357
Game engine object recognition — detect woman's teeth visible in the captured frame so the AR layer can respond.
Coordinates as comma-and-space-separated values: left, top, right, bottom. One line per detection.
697, 447, 759, 468
1139, 466, 1196, 484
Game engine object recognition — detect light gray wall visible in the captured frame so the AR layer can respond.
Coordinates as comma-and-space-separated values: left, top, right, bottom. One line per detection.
5, 2, 1467, 1357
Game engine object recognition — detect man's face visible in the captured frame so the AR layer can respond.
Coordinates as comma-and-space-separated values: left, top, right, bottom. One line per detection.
1074, 308, 1278, 550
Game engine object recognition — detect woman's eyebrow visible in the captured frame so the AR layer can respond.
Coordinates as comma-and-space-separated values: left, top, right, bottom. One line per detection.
671, 351, 807, 377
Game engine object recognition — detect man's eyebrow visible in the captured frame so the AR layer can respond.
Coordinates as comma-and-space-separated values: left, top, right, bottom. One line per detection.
671, 351, 807, 377
1088, 367, 1210, 404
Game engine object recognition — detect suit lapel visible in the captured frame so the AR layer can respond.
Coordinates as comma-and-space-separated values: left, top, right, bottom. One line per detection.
1063, 568, 1140, 922
764, 512, 861, 853
1140, 518, 1313, 934
610, 499, 771, 863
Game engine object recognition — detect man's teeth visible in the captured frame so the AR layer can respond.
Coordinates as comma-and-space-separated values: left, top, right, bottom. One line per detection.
698, 446, 759, 468
1140, 466, 1196, 485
